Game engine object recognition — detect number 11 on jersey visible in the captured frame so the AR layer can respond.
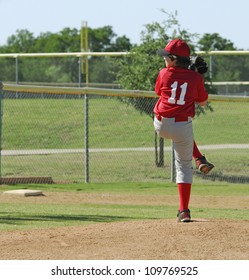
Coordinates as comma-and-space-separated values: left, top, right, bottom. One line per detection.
168, 81, 188, 105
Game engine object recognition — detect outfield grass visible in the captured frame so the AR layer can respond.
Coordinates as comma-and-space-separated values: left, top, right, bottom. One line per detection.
0, 181, 247, 195
0, 182, 248, 231
1, 148, 248, 182
1, 96, 248, 183
2, 98, 249, 149
193, 101, 249, 145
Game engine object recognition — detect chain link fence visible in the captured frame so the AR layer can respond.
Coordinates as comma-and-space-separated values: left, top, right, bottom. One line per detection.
0, 51, 248, 184
0, 83, 248, 184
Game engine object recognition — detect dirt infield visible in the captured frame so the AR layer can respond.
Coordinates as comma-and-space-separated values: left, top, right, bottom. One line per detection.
0, 192, 248, 260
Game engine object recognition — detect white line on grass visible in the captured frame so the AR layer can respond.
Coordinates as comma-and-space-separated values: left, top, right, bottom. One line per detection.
1, 144, 249, 156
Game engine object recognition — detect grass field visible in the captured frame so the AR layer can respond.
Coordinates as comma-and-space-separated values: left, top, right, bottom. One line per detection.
1, 147, 248, 182
0, 182, 248, 231
1, 96, 248, 183
1, 80, 248, 263
193, 101, 249, 145
2, 97, 249, 149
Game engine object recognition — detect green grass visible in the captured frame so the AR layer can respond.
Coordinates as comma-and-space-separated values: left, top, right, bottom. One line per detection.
0, 182, 248, 231
1, 181, 247, 196
2, 99, 85, 149
193, 101, 249, 145
0, 181, 171, 194
1, 97, 248, 183
2, 98, 156, 149
1, 148, 248, 182
2, 98, 249, 149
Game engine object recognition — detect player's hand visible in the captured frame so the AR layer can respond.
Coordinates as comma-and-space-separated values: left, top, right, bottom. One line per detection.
190, 56, 208, 74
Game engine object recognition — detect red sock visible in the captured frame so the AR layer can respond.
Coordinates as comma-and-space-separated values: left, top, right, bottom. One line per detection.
193, 140, 202, 160
178, 183, 191, 211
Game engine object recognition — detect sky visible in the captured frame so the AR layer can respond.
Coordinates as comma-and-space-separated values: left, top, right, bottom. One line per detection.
0, 0, 249, 50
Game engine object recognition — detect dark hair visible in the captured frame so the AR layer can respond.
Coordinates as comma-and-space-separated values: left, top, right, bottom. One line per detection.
175, 56, 191, 69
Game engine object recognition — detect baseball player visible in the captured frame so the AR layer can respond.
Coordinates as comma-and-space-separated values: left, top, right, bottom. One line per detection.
153, 38, 210, 222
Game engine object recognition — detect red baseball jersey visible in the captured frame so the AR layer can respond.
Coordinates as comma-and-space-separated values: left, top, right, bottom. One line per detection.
154, 67, 208, 118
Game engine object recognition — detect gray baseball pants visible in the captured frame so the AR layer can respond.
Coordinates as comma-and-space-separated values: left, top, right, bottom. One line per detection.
154, 117, 194, 184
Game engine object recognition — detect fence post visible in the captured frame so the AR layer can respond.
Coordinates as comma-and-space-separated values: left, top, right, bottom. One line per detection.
84, 94, 89, 183
15, 56, 19, 84
78, 58, 82, 87
209, 55, 213, 80
171, 141, 175, 182
0, 81, 3, 182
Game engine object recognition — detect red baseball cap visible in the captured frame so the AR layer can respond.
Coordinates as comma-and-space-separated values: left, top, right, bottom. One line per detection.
157, 39, 190, 57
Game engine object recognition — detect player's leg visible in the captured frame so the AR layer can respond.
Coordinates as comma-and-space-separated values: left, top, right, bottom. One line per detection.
154, 117, 192, 222
177, 183, 191, 215
193, 140, 202, 159
173, 121, 194, 222
193, 140, 215, 174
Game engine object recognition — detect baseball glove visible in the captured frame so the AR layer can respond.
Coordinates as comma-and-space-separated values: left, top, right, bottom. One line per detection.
190, 56, 208, 74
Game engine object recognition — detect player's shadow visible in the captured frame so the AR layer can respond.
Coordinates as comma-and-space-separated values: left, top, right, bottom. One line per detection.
0, 213, 136, 225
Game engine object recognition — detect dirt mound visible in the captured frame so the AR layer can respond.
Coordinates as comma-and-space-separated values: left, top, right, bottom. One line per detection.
1, 191, 248, 260
1, 219, 248, 260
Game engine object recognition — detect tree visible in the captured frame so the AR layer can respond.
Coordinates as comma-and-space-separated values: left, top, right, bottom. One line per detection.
88, 26, 116, 52
198, 33, 236, 51
0, 26, 132, 83
197, 33, 249, 95
197, 33, 238, 82
87, 26, 132, 84
33, 28, 80, 53
5, 29, 35, 53
0, 30, 36, 81
117, 11, 202, 103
